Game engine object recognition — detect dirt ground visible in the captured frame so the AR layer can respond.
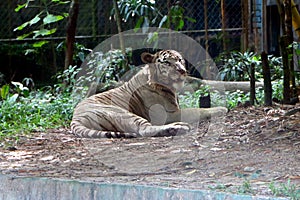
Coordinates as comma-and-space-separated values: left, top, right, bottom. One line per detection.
0, 105, 299, 197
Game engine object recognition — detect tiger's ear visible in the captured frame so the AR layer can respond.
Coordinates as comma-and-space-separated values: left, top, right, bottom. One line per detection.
141, 52, 154, 63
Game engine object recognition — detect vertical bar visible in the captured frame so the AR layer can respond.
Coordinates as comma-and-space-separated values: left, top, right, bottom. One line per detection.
242, 0, 249, 52
221, 0, 227, 51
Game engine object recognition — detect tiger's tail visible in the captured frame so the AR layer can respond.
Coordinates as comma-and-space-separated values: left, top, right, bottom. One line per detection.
70, 121, 137, 138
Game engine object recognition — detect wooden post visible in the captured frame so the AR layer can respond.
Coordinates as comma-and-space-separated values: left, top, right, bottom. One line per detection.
250, 63, 256, 105
261, 51, 272, 106
252, 0, 259, 53
280, 35, 291, 103
262, 0, 268, 51
242, 0, 249, 52
65, 0, 79, 69
283, 0, 295, 103
112, 0, 128, 71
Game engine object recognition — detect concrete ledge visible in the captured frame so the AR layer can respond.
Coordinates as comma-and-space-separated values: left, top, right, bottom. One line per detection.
0, 175, 288, 200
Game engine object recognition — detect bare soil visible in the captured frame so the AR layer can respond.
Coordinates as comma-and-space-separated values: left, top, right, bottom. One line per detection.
0, 105, 300, 197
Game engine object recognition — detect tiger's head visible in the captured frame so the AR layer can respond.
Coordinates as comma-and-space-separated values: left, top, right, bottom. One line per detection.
141, 50, 187, 91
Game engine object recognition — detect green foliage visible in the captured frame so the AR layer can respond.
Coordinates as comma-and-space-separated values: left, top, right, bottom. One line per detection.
0, 69, 77, 143
237, 180, 253, 194
115, 0, 159, 31
14, 0, 69, 47
75, 48, 134, 96
55, 65, 81, 93
111, 1, 195, 48
179, 90, 202, 109
179, 81, 286, 109
225, 90, 250, 109
179, 85, 213, 109
269, 180, 300, 199
0, 85, 9, 100
217, 51, 283, 81
112, 0, 195, 32
166, 3, 196, 31
0, 90, 74, 142
208, 183, 227, 191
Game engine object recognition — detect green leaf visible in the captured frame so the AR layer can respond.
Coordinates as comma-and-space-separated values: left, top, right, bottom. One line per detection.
0, 85, 10, 100
17, 32, 33, 40
159, 15, 168, 28
134, 16, 144, 30
13, 22, 29, 31
43, 14, 64, 24
33, 28, 57, 38
13, 15, 41, 31
15, 3, 27, 12
24, 49, 36, 55
8, 94, 19, 104
142, 17, 149, 33
62, 13, 69, 17
29, 15, 41, 26
11, 81, 23, 90
185, 17, 196, 23
177, 19, 184, 30
33, 40, 49, 48
78, 52, 85, 62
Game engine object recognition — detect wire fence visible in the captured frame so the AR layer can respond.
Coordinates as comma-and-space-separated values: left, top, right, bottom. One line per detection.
0, 0, 244, 56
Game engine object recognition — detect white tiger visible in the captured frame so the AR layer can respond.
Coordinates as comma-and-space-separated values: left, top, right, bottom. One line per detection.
71, 50, 227, 138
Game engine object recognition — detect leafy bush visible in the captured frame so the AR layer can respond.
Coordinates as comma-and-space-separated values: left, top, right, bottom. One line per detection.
113, 0, 195, 32
179, 84, 286, 110
0, 89, 74, 141
179, 85, 226, 109
74, 48, 136, 97
0, 71, 77, 144
217, 51, 283, 81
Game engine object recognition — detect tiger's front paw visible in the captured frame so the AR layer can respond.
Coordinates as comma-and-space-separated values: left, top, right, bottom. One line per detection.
156, 122, 191, 137
198, 106, 227, 120
209, 106, 228, 117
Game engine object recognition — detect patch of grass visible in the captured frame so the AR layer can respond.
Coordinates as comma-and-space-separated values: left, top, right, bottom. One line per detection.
208, 183, 228, 191
0, 89, 75, 144
269, 180, 300, 200
237, 180, 254, 195
0, 66, 79, 145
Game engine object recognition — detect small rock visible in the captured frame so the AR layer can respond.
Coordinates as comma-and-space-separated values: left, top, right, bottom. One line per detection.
244, 166, 255, 172
6, 146, 17, 151
40, 155, 54, 161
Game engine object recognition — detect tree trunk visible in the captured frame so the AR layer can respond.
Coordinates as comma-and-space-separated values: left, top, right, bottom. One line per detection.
112, 0, 128, 71
261, 51, 272, 106
249, 63, 256, 105
283, 0, 297, 98
241, 0, 249, 52
280, 35, 291, 103
281, 0, 294, 103
65, 0, 79, 70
